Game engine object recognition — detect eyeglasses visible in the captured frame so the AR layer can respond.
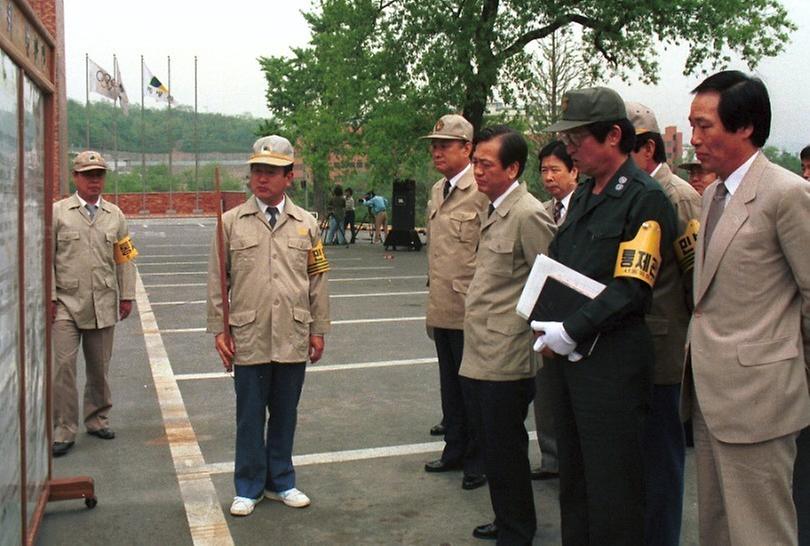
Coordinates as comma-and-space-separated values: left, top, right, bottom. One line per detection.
558, 129, 588, 148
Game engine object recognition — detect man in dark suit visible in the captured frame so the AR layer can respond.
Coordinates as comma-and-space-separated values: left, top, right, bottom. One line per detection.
684, 70, 810, 545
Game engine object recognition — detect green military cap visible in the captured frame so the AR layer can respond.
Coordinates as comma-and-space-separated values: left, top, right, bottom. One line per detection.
248, 135, 294, 167
421, 114, 473, 141
72, 150, 108, 172
544, 87, 627, 132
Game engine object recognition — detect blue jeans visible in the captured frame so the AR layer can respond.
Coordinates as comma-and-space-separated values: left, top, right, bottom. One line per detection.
643, 383, 685, 546
326, 215, 346, 245
233, 363, 306, 499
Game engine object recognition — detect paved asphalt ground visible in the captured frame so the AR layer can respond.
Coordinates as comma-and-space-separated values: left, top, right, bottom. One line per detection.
37, 218, 699, 545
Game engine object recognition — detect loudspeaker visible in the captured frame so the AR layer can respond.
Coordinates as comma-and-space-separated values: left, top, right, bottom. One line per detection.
391, 179, 416, 231
384, 179, 422, 251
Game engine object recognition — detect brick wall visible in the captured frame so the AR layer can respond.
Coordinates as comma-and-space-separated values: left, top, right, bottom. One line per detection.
101, 191, 246, 216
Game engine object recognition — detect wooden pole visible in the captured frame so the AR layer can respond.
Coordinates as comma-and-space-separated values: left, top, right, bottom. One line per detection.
214, 167, 231, 372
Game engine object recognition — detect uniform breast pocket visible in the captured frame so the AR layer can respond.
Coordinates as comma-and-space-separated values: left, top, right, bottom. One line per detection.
450, 211, 480, 243
586, 223, 624, 271
105, 232, 117, 249
230, 237, 258, 270
287, 237, 312, 268
57, 230, 80, 246
486, 238, 514, 277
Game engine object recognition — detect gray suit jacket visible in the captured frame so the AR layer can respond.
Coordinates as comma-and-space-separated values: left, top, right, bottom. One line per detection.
682, 152, 810, 443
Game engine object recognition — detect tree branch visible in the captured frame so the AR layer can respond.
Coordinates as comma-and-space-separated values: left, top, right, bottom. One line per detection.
498, 13, 599, 60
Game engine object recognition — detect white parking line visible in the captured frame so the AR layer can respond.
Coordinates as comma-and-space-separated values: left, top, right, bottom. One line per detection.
144, 276, 426, 288
175, 357, 437, 381
156, 316, 425, 334
199, 432, 539, 476
149, 291, 428, 306
134, 272, 234, 546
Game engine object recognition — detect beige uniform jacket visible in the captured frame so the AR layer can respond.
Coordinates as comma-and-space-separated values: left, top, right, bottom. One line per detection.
52, 195, 135, 329
206, 195, 330, 365
460, 184, 556, 381
648, 163, 702, 384
682, 152, 810, 443
426, 167, 489, 330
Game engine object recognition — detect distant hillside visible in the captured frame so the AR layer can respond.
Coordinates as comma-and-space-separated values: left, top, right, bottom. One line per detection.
68, 99, 263, 153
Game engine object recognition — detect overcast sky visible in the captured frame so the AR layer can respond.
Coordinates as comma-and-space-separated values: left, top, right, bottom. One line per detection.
65, 0, 810, 152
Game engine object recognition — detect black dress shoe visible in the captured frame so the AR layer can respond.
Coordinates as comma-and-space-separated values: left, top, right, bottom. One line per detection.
88, 428, 115, 440
52, 441, 74, 457
473, 522, 498, 540
462, 474, 487, 490
424, 458, 462, 473
429, 423, 446, 436
530, 467, 559, 480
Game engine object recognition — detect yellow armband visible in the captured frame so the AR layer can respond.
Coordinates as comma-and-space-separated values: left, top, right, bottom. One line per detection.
114, 235, 138, 264
673, 219, 700, 273
614, 221, 661, 287
307, 240, 330, 276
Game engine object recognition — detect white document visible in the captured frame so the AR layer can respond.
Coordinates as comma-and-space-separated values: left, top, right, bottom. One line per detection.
516, 254, 606, 320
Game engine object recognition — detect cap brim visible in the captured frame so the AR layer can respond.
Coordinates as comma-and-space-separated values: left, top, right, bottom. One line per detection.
542, 119, 592, 132
74, 165, 107, 172
419, 133, 469, 141
248, 157, 293, 167
678, 162, 701, 169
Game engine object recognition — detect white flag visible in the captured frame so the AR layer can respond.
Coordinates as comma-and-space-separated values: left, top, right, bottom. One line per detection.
115, 61, 129, 116
88, 58, 118, 101
142, 63, 174, 104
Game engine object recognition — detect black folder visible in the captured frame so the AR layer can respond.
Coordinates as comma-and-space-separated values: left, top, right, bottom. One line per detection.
527, 276, 599, 357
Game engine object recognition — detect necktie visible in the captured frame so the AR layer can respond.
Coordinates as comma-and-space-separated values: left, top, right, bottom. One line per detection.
487, 204, 495, 218
85, 203, 97, 220
266, 206, 279, 228
554, 201, 564, 224
703, 182, 728, 250
443, 180, 451, 199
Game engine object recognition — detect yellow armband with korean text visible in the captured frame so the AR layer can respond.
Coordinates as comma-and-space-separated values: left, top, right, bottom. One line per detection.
114, 235, 138, 264
307, 240, 330, 276
614, 221, 661, 287
673, 219, 700, 273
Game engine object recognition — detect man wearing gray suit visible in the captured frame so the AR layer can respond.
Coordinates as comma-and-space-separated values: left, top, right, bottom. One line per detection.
530, 140, 579, 482
684, 70, 810, 546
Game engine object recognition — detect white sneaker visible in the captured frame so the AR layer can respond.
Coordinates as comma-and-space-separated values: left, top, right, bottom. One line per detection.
265, 487, 311, 508
229, 496, 261, 517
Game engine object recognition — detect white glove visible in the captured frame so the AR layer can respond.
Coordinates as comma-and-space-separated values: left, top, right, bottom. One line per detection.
530, 321, 577, 356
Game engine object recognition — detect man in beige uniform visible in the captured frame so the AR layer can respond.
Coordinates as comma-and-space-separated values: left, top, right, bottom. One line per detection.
51, 151, 136, 457
207, 135, 330, 517
459, 125, 555, 544
421, 114, 488, 490
627, 102, 702, 546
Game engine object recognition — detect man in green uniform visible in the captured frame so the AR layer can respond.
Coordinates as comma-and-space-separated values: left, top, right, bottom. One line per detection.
538, 87, 677, 545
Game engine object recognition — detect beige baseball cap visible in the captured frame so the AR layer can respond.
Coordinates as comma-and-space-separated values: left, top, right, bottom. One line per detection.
421, 114, 473, 141
248, 135, 294, 166
72, 150, 108, 172
625, 101, 661, 135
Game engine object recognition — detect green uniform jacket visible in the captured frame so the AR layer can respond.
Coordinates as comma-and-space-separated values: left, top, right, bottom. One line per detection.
551, 158, 677, 349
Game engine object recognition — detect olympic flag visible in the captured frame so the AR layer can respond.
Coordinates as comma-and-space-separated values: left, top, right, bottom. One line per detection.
87, 58, 119, 101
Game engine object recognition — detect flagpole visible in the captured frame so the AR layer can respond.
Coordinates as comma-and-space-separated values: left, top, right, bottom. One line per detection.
85, 53, 90, 148
139, 55, 149, 215
166, 55, 175, 214
113, 54, 119, 204
193, 55, 202, 214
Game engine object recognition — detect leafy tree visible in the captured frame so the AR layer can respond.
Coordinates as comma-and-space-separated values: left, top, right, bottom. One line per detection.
68, 99, 260, 153
260, 0, 793, 212
763, 145, 802, 175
